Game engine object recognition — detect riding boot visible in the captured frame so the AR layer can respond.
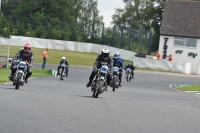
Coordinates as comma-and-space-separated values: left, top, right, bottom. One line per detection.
105, 85, 108, 91
66, 69, 68, 77
25, 72, 32, 84
57, 72, 60, 76
8, 71, 14, 81
86, 80, 92, 87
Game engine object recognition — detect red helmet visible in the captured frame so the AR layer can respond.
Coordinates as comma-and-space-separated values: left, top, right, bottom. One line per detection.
24, 43, 31, 53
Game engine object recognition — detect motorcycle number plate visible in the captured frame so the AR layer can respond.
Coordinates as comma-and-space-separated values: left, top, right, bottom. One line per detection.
18, 70, 24, 73
113, 67, 119, 72
126, 68, 131, 72
100, 76, 105, 80
61, 63, 66, 67
100, 66, 108, 74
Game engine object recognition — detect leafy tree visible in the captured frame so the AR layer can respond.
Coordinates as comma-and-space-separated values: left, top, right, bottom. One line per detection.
108, 0, 165, 53
141, 0, 165, 52
0, 13, 11, 38
1, 0, 103, 42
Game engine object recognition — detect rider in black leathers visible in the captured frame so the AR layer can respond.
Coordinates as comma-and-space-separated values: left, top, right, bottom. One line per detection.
56, 57, 69, 77
8, 43, 33, 83
125, 62, 135, 79
86, 48, 113, 91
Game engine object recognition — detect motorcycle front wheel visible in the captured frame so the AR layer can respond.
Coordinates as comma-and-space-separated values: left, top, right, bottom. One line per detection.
95, 80, 104, 98
112, 77, 117, 92
15, 73, 22, 89
60, 69, 63, 80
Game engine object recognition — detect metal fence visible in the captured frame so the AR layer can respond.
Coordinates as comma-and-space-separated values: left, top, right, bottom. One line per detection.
85, 24, 152, 55
0, 43, 10, 68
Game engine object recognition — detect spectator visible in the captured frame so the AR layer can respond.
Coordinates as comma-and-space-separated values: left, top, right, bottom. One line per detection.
156, 51, 160, 60
168, 54, 173, 62
42, 48, 48, 69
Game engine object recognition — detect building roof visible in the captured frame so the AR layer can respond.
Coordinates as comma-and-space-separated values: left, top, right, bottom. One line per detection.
160, 0, 200, 38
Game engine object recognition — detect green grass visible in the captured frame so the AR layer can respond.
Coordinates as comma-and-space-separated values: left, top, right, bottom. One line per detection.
0, 68, 10, 83
8, 46, 99, 66
0, 45, 9, 56
0, 68, 52, 83
4, 45, 132, 66
175, 84, 200, 91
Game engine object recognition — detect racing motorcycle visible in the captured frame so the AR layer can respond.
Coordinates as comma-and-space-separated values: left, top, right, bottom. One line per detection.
126, 68, 132, 82
13, 60, 27, 89
59, 63, 68, 80
110, 67, 120, 92
90, 64, 109, 98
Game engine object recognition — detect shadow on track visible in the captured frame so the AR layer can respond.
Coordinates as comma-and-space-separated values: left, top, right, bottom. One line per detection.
76, 95, 96, 98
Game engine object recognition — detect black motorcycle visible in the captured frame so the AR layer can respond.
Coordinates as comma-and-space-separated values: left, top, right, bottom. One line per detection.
13, 60, 27, 89
90, 64, 109, 98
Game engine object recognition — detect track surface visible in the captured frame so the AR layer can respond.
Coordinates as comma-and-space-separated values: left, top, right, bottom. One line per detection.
1, 64, 200, 133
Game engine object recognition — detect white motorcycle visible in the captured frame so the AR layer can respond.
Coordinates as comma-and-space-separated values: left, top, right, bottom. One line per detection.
126, 68, 132, 82
59, 63, 68, 80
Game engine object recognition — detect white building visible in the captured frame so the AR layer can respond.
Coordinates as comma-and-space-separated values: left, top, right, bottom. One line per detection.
159, 0, 200, 64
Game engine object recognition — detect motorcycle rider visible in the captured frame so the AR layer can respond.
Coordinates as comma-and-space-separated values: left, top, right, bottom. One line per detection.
86, 48, 113, 91
112, 51, 125, 87
9, 48, 24, 70
125, 62, 135, 79
56, 57, 69, 77
8, 43, 33, 83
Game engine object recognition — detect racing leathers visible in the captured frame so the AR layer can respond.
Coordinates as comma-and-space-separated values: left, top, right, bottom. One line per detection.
86, 55, 113, 89
9, 49, 33, 83
112, 58, 125, 86
57, 59, 69, 77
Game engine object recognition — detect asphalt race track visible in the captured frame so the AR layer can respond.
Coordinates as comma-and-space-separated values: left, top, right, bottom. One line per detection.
1, 64, 200, 133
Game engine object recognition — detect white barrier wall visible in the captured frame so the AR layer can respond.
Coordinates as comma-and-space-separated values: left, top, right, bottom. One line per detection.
134, 57, 200, 75
0, 36, 136, 62
1, 36, 200, 75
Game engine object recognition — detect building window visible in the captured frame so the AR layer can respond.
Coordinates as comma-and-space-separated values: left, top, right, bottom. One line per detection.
174, 37, 185, 46
174, 37, 197, 48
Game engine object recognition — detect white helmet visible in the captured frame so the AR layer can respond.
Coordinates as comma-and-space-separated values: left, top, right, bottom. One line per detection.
62, 57, 66, 60
101, 48, 109, 59
114, 51, 120, 59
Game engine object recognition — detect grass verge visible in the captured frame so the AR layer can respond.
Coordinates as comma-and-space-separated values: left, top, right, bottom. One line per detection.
175, 84, 200, 91
0, 68, 52, 83
7, 46, 132, 66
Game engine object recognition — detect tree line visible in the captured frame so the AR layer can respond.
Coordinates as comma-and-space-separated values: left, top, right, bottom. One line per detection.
1, 0, 165, 52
